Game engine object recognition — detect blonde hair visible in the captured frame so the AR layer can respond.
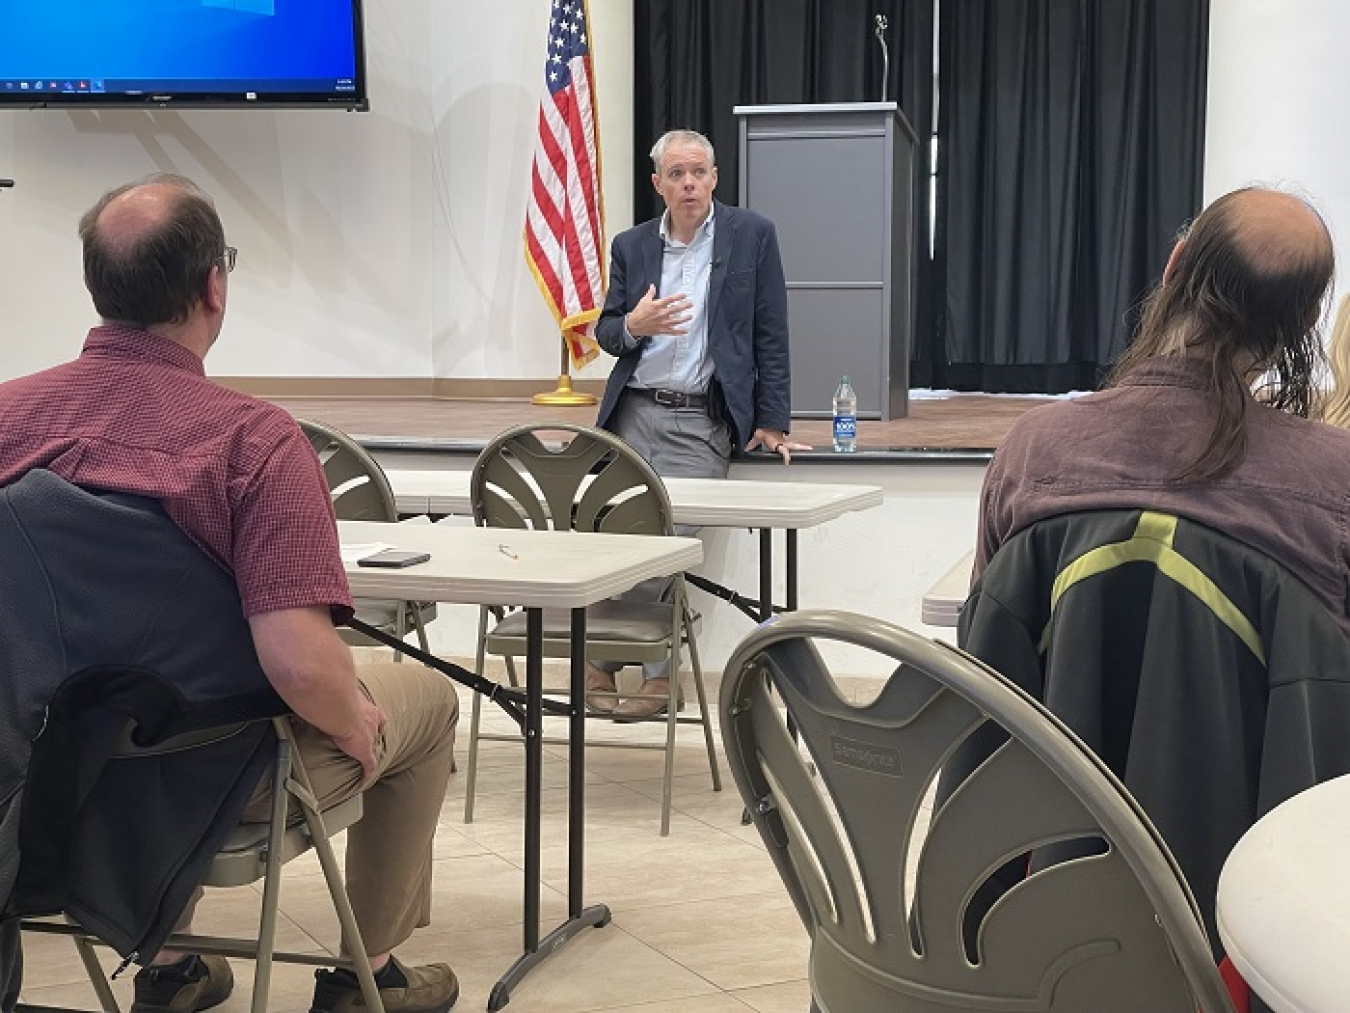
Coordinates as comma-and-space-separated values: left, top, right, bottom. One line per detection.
1321, 295, 1350, 428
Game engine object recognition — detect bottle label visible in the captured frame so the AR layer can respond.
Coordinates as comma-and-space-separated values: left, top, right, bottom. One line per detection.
833, 414, 856, 439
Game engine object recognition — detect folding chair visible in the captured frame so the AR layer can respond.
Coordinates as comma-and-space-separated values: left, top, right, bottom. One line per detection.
17, 716, 384, 1013
298, 417, 437, 656
461, 423, 720, 836
0, 469, 385, 1013
721, 608, 1235, 1012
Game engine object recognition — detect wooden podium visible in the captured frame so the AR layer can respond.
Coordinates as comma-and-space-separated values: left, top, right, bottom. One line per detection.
735, 103, 917, 420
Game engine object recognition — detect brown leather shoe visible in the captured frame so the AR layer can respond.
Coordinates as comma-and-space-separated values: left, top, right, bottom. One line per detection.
585, 663, 619, 714
311, 956, 459, 1013
611, 677, 680, 722
131, 955, 233, 1013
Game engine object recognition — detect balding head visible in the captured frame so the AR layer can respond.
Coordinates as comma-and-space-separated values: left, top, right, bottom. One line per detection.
1211, 188, 1329, 276
1112, 186, 1335, 481
1156, 187, 1333, 356
79, 174, 227, 328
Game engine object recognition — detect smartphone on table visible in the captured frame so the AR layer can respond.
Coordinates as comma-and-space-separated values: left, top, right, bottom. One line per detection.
357, 549, 432, 568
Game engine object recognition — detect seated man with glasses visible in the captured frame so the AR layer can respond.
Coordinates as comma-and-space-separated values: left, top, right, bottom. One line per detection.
0, 174, 461, 1013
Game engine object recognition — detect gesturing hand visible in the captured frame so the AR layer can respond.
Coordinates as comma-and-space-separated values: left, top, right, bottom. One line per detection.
625, 284, 693, 338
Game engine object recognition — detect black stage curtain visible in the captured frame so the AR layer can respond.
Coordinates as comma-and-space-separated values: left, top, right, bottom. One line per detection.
631, 1, 1207, 394
936, 0, 1209, 392
633, 1, 933, 219
632, 0, 939, 382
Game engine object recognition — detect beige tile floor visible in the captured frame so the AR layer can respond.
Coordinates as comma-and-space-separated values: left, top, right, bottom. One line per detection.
17, 660, 861, 1013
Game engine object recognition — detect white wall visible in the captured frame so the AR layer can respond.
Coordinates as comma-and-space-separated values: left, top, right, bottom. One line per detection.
0, 0, 631, 383
1205, 0, 1350, 302
430, 0, 631, 384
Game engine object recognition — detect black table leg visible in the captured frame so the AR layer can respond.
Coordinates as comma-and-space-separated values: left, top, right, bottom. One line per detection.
488, 607, 609, 1011
568, 607, 594, 916
758, 527, 773, 623
524, 607, 543, 950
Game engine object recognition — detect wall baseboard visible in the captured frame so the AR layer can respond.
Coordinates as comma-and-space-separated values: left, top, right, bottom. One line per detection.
216, 377, 609, 399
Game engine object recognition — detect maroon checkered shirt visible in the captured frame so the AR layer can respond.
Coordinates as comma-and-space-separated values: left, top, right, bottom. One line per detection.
0, 325, 353, 620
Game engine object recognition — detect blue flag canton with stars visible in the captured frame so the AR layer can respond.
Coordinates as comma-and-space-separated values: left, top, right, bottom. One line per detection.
546, 0, 590, 94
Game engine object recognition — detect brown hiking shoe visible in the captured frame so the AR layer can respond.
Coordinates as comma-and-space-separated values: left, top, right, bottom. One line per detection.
131, 955, 233, 1013
310, 956, 458, 1013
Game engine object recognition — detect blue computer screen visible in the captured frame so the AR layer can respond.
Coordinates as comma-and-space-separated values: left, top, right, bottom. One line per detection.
1, 0, 366, 107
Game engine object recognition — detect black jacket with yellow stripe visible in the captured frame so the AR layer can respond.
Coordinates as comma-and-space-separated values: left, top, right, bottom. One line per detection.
959, 509, 1350, 964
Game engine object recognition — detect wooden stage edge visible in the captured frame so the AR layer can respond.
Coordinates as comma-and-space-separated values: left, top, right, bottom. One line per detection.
257, 389, 1061, 458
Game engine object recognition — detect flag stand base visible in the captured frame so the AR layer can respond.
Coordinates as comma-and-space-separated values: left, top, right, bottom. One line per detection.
532, 374, 597, 407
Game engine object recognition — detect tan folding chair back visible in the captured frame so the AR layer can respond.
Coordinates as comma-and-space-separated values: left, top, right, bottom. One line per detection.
462, 423, 721, 835
721, 609, 1236, 1013
473, 423, 673, 536
299, 417, 399, 522
297, 418, 436, 653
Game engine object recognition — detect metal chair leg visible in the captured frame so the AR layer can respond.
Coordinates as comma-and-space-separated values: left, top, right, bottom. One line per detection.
390, 605, 410, 663
73, 933, 119, 1013
658, 634, 682, 837
412, 606, 431, 654
249, 728, 293, 1013
683, 600, 722, 792
463, 605, 492, 823
278, 720, 384, 1013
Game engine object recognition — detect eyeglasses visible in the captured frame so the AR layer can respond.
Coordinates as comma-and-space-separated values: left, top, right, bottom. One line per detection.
220, 246, 237, 273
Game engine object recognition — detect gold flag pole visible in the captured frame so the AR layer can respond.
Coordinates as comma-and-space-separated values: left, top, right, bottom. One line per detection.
532, 336, 597, 406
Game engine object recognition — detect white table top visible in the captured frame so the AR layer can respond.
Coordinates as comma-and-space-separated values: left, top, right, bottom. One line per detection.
1218, 774, 1350, 1012
386, 470, 883, 530
921, 550, 974, 627
339, 519, 702, 609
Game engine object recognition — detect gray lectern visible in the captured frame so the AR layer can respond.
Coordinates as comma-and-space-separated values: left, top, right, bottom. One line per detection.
736, 102, 916, 419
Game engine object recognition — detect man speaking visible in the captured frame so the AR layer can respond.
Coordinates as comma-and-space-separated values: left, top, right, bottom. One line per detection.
591, 128, 807, 718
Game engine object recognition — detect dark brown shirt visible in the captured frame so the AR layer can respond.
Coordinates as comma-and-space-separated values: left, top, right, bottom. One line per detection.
977, 356, 1350, 631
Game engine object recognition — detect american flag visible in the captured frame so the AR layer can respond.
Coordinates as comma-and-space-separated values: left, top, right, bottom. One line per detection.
524, 0, 604, 370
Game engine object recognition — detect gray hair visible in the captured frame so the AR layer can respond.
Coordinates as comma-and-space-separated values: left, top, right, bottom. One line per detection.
649, 130, 716, 173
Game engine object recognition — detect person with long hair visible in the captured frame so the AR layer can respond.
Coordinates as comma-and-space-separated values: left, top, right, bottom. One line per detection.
974, 186, 1350, 630
1319, 294, 1350, 428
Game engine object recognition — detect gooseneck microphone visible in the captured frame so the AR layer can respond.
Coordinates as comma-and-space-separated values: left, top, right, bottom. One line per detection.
874, 14, 890, 103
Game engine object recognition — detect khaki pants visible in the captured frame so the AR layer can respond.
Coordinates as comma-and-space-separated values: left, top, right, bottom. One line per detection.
180, 661, 459, 957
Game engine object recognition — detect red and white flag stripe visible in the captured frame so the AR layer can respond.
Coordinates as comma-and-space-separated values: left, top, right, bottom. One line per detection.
524, 0, 605, 370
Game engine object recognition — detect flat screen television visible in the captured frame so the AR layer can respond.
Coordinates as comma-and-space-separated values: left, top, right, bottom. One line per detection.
0, 0, 368, 110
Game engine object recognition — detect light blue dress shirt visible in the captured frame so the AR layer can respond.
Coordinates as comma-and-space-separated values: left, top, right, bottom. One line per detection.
629, 207, 717, 395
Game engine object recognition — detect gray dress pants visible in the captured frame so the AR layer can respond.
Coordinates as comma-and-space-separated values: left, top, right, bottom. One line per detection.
601, 390, 731, 682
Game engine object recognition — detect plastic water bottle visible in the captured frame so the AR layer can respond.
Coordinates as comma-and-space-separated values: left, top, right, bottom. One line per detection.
832, 376, 857, 453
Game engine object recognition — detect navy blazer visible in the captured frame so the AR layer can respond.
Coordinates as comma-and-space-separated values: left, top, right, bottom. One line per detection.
593, 201, 791, 451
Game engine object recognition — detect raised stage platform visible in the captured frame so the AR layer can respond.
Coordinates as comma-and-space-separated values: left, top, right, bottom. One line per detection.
268, 390, 1055, 463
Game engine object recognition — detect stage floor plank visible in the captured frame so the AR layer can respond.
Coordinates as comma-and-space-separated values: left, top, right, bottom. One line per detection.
269, 392, 1055, 456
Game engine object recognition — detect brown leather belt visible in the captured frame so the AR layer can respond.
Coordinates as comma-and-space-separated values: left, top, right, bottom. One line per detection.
626, 387, 709, 410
